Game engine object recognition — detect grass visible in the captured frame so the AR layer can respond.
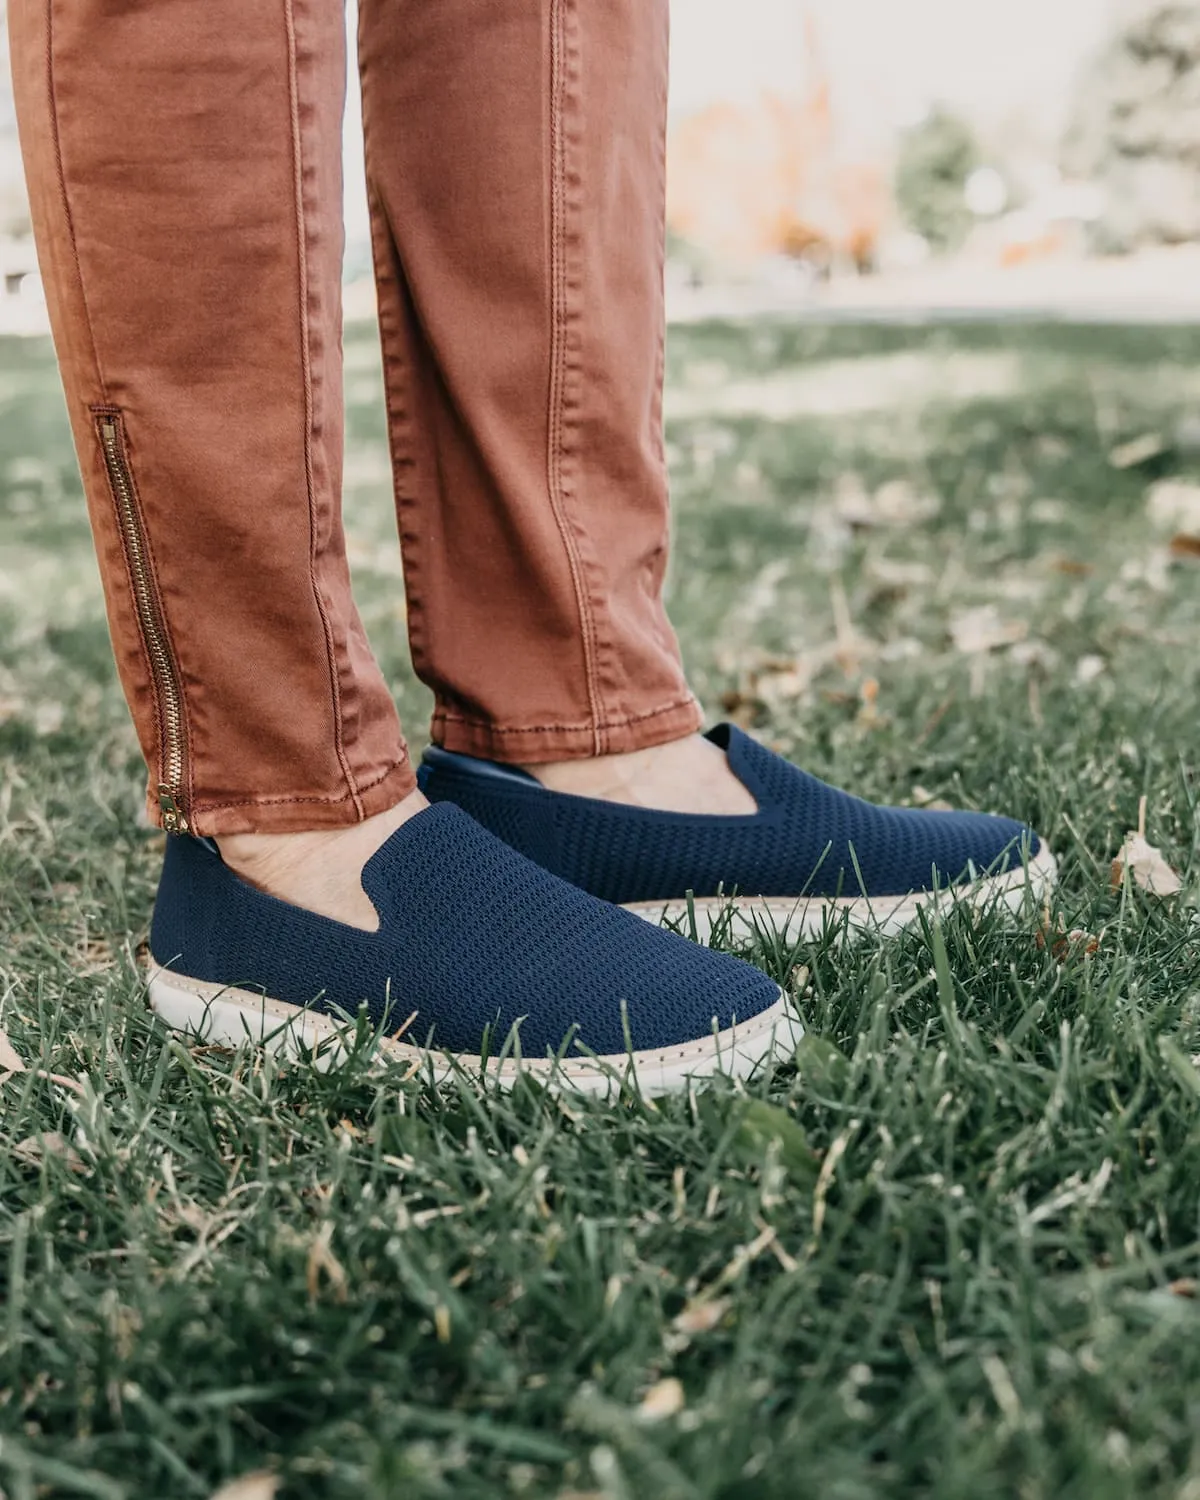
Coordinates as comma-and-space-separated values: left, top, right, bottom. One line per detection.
3, 316, 1200, 1498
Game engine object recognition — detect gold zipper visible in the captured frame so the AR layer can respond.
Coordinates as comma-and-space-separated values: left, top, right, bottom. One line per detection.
96, 413, 190, 834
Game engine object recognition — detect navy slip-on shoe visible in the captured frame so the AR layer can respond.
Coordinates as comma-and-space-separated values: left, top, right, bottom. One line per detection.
147, 803, 795, 1094
419, 724, 1056, 941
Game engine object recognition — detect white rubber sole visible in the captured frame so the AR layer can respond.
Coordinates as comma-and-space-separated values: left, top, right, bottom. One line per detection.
147, 967, 801, 1097
622, 842, 1058, 945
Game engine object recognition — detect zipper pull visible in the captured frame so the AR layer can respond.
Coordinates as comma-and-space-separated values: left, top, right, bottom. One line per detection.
157, 785, 190, 835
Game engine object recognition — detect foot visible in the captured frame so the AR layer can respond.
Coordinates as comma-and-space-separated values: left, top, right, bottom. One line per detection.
148, 803, 797, 1094
418, 725, 1056, 941
217, 789, 429, 931
524, 734, 756, 815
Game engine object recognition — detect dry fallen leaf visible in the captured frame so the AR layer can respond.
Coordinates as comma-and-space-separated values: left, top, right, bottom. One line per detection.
1169, 1278, 1198, 1299
1049, 555, 1095, 577
1111, 796, 1183, 897
1036, 920, 1101, 963
13, 1131, 86, 1173
756, 661, 812, 707
0, 1025, 27, 1077
639, 1377, 685, 1420
207, 1474, 279, 1500
673, 1297, 730, 1335
856, 677, 884, 728
1168, 533, 1200, 560
718, 687, 763, 730
1109, 433, 1165, 470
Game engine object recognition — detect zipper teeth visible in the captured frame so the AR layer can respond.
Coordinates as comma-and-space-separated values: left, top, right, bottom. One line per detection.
98, 416, 189, 833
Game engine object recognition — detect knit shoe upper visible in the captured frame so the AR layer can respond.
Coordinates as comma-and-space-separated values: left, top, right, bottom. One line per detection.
418, 724, 1043, 906
149, 802, 781, 1059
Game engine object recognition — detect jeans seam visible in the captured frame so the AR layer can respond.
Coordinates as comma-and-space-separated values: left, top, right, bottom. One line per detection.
283, 0, 362, 819
192, 756, 412, 816
547, 0, 605, 755
433, 695, 699, 736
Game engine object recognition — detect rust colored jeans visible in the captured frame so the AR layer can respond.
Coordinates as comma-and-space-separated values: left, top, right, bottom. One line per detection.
9, 0, 701, 835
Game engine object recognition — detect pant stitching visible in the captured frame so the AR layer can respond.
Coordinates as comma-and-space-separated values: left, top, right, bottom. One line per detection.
650, 7, 669, 485
547, 0, 605, 755
283, 0, 363, 819
193, 756, 413, 816
45, 0, 107, 398
433, 695, 699, 735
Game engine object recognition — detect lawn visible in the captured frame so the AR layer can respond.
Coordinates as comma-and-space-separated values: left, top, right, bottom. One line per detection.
2, 315, 1200, 1499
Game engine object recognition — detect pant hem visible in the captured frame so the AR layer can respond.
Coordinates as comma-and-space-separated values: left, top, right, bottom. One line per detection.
151, 757, 418, 837
431, 695, 703, 764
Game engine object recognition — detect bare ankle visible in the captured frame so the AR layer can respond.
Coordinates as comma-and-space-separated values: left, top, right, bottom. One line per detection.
520, 734, 756, 816
216, 789, 428, 929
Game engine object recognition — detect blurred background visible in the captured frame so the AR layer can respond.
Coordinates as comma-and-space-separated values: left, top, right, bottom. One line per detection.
4, 0, 1200, 327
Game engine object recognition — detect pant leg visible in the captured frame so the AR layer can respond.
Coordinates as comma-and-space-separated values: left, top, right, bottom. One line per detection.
358, 0, 702, 762
8, 0, 412, 836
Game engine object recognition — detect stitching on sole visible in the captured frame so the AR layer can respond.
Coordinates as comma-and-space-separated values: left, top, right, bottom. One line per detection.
148, 969, 790, 1074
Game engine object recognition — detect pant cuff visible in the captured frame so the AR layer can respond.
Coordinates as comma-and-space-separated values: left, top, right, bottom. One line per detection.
431, 695, 704, 764
157, 756, 419, 837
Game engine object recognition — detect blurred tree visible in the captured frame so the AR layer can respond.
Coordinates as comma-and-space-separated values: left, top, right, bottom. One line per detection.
894, 109, 979, 253
1065, 0, 1200, 251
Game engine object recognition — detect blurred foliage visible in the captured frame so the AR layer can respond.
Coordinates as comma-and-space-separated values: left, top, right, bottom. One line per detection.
894, 108, 979, 254
1066, 0, 1200, 251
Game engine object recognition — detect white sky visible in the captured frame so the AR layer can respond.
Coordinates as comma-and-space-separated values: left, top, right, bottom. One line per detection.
344, 0, 1119, 243
669, 0, 1117, 132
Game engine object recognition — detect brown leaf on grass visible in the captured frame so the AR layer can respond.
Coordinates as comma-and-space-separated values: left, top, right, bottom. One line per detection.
1049, 555, 1095, 577
756, 664, 810, 706
856, 677, 884, 728
638, 1377, 685, 1420
207, 1474, 279, 1500
13, 1131, 86, 1173
1168, 533, 1200, 560
1036, 920, 1101, 963
673, 1297, 730, 1335
1169, 1279, 1198, 1299
719, 653, 818, 728
0, 1025, 27, 1078
1109, 433, 1165, 470
718, 687, 764, 730
1111, 796, 1183, 897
